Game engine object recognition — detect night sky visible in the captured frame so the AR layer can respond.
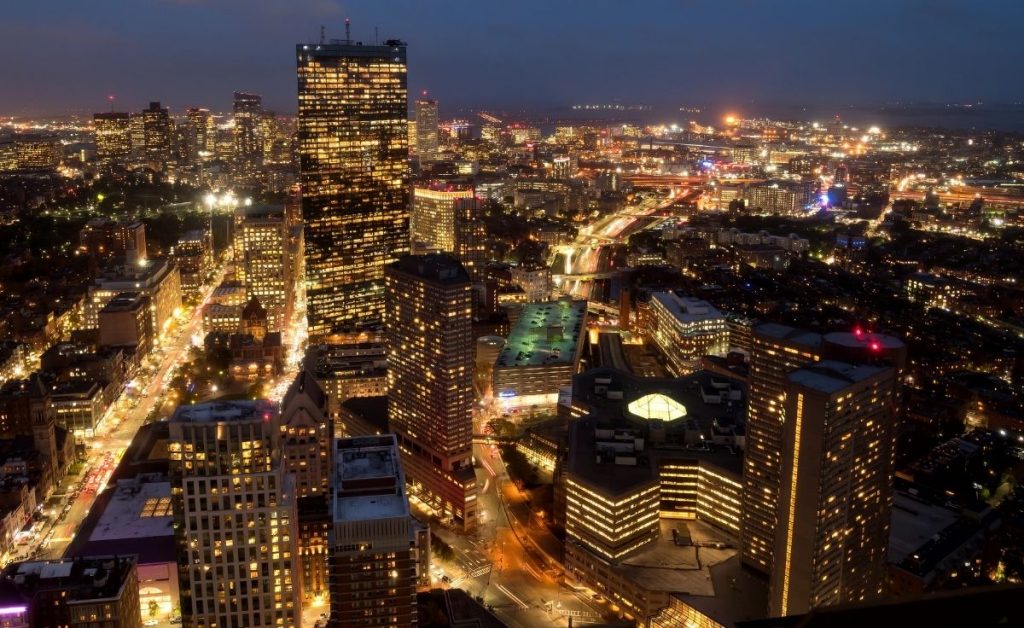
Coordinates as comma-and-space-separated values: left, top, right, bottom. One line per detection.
1, 0, 1021, 116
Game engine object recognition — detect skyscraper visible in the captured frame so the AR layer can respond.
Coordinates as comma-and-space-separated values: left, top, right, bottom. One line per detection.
414, 97, 439, 163
237, 204, 292, 331
328, 435, 421, 627
741, 324, 822, 574
770, 361, 897, 617
410, 184, 474, 254
453, 196, 488, 281
141, 101, 172, 171
186, 107, 215, 160
385, 254, 477, 530
297, 40, 410, 340
93, 111, 132, 165
233, 91, 263, 172
168, 400, 300, 628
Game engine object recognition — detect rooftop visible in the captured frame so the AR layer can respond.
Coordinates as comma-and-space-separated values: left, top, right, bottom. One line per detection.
753, 322, 822, 350
650, 292, 726, 324
333, 435, 409, 523
0, 556, 138, 606
388, 253, 471, 284
787, 360, 889, 394
495, 299, 587, 368
170, 399, 276, 424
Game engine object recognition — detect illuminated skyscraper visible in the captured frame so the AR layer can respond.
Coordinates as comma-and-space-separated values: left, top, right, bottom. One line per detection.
297, 40, 410, 339
168, 400, 300, 628
237, 204, 292, 330
385, 254, 477, 529
233, 91, 263, 172
453, 196, 487, 281
141, 101, 172, 171
414, 97, 439, 163
770, 361, 897, 617
186, 107, 215, 159
410, 184, 473, 253
410, 185, 487, 280
93, 112, 132, 165
741, 324, 822, 575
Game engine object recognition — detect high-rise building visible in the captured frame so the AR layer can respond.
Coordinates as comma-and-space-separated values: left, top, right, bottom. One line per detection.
647, 292, 729, 376
233, 91, 263, 172
93, 112, 132, 165
410, 185, 487, 280
327, 435, 421, 627
414, 97, 439, 163
142, 101, 172, 171
237, 204, 292, 330
168, 400, 300, 628
453, 196, 488, 282
741, 324, 822, 575
280, 371, 332, 606
385, 254, 477, 529
186, 107, 215, 158
297, 40, 410, 339
770, 361, 897, 617
410, 184, 473, 254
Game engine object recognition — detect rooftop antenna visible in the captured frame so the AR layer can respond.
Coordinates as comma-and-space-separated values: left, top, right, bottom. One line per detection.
107, 94, 115, 112
375, 26, 379, 45
320, 25, 325, 44
345, 18, 351, 44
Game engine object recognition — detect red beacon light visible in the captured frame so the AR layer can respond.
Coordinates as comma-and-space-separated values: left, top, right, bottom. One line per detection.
853, 326, 863, 337
869, 341, 881, 352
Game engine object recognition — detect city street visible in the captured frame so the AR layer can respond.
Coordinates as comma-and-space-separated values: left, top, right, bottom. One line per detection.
426, 441, 604, 627
26, 262, 229, 563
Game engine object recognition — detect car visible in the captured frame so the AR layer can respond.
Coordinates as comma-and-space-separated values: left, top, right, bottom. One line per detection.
143, 620, 159, 627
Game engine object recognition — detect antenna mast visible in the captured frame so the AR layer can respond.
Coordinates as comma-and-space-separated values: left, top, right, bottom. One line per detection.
345, 18, 351, 44
320, 25, 325, 44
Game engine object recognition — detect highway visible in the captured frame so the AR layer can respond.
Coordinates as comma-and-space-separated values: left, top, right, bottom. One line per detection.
550, 192, 682, 302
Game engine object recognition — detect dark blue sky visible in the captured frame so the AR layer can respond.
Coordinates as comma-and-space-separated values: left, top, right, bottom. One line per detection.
1, 0, 1021, 116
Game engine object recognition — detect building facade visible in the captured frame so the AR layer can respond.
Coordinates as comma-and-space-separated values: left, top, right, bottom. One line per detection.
385, 254, 477, 530
297, 40, 410, 338
168, 401, 300, 628
327, 435, 420, 627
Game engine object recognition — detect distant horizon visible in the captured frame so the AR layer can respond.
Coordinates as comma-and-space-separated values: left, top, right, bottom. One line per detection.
2, 1, 1022, 123
6, 99, 1024, 134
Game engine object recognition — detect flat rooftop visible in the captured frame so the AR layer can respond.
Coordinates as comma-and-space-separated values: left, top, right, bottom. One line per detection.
888, 492, 961, 564
788, 360, 888, 394
495, 299, 586, 368
754, 322, 822, 350
650, 292, 726, 324
170, 399, 276, 423
621, 519, 768, 626
90, 480, 173, 542
334, 436, 410, 523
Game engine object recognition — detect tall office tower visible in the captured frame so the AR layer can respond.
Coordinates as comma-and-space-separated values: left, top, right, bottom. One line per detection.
129, 112, 146, 158
328, 435, 421, 627
410, 184, 473, 253
141, 101, 172, 171
385, 254, 477, 529
93, 112, 132, 165
238, 204, 292, 330
281, 371, 332, 606
741, 323, 822, 575
186, 107, 214, 158
453, 196, 487, 281
168, 400, 300, 628
233, 91, 264, 172
414, 98, 439, 163
770, 361, 897, 617
297, 39, 410, 340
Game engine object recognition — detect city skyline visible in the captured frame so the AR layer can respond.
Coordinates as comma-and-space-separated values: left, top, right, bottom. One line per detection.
2, 1, 1023, 119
